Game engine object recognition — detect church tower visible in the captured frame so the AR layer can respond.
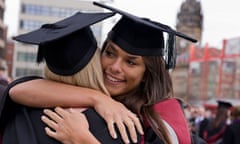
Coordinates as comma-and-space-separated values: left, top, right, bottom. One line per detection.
176, 0, 203, 55
172, 0, 203, 99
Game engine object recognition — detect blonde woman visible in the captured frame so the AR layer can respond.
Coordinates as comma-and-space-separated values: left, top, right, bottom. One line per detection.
0, 12, 142, 144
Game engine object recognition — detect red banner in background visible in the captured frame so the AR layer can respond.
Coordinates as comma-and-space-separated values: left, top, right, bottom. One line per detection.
187, 37, 240, 101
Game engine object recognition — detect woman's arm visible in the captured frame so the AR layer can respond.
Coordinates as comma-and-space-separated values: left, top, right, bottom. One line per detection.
9, 79, 143, 143
42, 107, 100, 144
9, 79, 101, 108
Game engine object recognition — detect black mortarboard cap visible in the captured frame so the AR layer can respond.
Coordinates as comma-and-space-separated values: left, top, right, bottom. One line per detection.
217, 100, 232, 109
93, 2, 197, 69
13, 12, 115, 75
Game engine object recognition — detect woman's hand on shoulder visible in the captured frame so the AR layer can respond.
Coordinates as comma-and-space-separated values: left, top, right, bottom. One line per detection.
93, 95, 144, 144
41, 107, 100, 144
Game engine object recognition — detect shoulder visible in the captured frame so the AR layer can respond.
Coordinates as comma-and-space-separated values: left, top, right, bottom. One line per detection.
153, 98, 192, 143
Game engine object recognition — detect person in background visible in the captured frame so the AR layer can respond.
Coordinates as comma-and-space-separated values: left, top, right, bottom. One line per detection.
222, 105, 240, 144
8, 2, 197, 144
198, 100, 232, 144
179, 100, 207, 144
189, 106, 208, 136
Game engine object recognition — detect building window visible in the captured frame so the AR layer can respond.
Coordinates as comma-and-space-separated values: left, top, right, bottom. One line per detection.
22, 3, 78, 18
20, 20, 44, 31
17, 51, 37, 62
16, 68, 43, 77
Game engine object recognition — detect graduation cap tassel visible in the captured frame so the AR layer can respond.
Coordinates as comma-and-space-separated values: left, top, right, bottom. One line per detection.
165, 33, 176, 69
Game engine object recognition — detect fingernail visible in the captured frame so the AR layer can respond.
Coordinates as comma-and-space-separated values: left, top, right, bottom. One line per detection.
111, 132, 117, 139
41, 115, 45, 120
43, 109, 48, 113
113, 133, 117, 139
133, 138, 137, 143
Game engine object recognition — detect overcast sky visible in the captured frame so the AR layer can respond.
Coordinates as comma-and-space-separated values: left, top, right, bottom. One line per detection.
4, 0, 240, 48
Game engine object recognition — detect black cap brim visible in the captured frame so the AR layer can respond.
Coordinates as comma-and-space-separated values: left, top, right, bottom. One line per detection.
13, 12, 116, 76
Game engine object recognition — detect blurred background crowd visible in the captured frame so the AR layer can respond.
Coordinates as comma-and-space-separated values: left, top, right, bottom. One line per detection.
185, 100, 240, 144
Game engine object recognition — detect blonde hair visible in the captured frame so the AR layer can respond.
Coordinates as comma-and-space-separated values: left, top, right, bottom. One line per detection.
44, 48, 109, 96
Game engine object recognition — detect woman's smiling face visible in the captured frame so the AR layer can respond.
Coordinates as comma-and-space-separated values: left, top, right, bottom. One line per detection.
101, 41, 146, 96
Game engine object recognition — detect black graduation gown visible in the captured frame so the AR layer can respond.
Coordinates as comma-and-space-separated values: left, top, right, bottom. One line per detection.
222, 120, 240, 144
198, 118, 226, 143
0, 76, 141, 144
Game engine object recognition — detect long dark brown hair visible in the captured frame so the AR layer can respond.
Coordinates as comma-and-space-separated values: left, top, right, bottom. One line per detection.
102, 42, 175, 144
211, 107, 229, 128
